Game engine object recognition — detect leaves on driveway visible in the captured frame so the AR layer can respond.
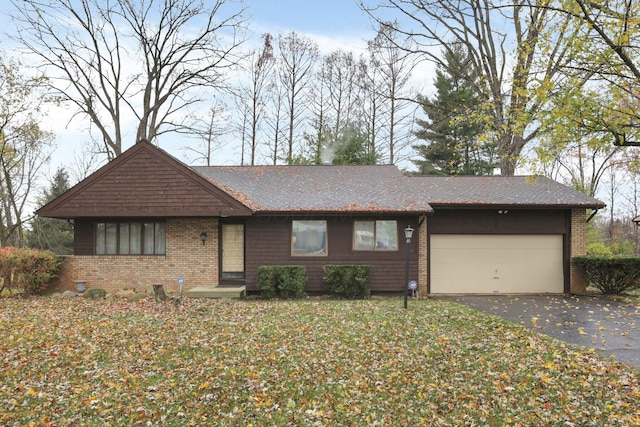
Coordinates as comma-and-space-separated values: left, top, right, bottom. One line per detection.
452, 295, 640, 367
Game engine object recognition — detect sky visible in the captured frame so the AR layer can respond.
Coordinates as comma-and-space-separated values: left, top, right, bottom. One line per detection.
244, 0, 373, 38
0, 0, 425, 183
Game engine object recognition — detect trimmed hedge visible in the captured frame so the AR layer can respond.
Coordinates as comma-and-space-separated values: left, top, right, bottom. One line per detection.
322, 265, 372, 298
256, 265, 307, 299
572, 256, 640, 295
0, 247, 61, 296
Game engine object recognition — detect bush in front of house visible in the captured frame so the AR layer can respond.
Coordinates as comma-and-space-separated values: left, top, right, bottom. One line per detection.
572, 255, 640, 295
322, 265, 372, 298
256, 265, 307, 298
0, 247, 61, 296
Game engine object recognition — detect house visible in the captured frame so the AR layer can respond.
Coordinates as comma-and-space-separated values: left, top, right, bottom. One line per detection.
38, 141, 605, 296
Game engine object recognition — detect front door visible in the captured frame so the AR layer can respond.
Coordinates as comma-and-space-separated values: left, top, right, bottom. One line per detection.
221, 223, 245, 279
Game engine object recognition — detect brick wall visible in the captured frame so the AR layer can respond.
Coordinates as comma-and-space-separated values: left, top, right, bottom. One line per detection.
570, 209, 588, 293
51, 218, 219, 294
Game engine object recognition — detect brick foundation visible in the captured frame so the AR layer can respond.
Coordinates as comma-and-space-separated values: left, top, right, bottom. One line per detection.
51, 218, 219, 294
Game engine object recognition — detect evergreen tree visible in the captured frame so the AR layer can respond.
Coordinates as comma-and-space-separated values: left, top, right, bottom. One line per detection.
413, 45, 497, 175
27, 168, 73, 254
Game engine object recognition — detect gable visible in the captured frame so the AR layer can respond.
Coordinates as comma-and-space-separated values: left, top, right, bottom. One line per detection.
37, 142, 252, 219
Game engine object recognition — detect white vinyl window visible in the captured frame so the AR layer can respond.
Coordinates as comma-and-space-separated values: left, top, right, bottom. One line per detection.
353, 220, 398, 251
292, 220, 327, 256
95, 221, 165, 255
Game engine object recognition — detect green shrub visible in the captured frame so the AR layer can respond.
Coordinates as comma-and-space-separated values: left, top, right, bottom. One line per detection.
0, 247, 61, 296
572, 256, 640, 295
586, 242, 612, 256
256, 266, 277, 298
256, 265, 307, 299
322, 265, 372, 298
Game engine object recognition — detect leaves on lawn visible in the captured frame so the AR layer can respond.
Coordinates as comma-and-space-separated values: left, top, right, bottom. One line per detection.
1, 297, 638, 426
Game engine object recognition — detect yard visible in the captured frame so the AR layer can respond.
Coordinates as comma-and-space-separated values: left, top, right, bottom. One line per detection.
1, 297, 638, 426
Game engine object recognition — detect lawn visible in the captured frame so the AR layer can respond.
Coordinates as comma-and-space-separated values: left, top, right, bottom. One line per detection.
1, 297, 638, 426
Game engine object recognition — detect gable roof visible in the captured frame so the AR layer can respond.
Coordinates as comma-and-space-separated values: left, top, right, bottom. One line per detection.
37, 142, 605, 220
413, 175, 605, 208
37, 141, 252, 218
192, 165, 434, 214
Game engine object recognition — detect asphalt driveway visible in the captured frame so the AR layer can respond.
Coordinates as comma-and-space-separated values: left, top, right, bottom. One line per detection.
443, 295, 640, 368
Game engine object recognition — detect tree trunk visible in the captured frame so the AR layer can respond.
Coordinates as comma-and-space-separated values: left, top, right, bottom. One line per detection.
153, 284, 167, 302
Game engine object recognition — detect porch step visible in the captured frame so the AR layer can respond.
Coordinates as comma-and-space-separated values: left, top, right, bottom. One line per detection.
183, 285, 246, 299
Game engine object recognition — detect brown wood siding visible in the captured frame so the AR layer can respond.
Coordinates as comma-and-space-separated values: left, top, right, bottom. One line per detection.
74, 220, 94, 255
39, 143, 251, 218
244, 215, 419, 293
428, 209, 569, 234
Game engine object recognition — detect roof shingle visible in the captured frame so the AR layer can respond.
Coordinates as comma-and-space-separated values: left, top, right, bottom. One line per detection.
413, 175, 605, 208
192, 165, 434, 213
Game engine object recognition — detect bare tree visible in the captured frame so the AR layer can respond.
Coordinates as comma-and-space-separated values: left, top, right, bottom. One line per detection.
367, 21, 416, 165
360, 53, 385, 164
265, 76, 285, 165
322, 50, 365, 135
184, 103, 229, 166
306, 62, 331, 164
276, 32, 319, 164
236, 33, 275, 165
362, 0, 580, 175
12, 0, 246, 159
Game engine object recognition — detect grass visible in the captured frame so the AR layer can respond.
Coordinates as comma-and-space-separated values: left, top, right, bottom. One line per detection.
1, 297, 638, 426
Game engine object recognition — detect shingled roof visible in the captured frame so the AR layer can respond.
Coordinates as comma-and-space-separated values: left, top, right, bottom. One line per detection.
192, 165, 434, 214
413, 175, 605, 208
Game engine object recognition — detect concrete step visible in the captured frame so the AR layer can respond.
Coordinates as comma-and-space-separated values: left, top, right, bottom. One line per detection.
183, 285, 246, 299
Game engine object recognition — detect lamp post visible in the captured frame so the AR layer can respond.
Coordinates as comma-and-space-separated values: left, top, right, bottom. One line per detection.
403, 225, 414, 309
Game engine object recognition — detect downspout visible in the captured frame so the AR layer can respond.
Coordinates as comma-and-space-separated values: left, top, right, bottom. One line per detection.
586, 208, 601, 223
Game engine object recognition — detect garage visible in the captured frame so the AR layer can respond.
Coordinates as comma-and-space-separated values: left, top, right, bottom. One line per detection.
430, 234, 565, 294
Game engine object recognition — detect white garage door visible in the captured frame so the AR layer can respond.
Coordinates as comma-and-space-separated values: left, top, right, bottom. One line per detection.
430, 235, 564, 294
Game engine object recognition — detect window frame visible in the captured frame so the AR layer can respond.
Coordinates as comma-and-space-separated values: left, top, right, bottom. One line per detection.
291, 220, 328, 257
95, 221, 166, 255
353, 220, 399, 252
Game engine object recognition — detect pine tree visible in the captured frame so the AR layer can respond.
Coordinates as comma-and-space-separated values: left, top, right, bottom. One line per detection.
27, 168, 73, 254
413, 45, 497, 175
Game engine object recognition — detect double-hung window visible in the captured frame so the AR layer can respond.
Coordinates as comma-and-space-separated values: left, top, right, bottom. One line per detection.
353, 220, 398, 251
95, 221, 166, 255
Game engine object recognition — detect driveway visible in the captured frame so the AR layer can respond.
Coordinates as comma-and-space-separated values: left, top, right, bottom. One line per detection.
443, 295, 640, 368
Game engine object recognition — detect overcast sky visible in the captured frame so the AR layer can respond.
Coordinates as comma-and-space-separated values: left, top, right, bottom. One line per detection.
0, 0, 428, 181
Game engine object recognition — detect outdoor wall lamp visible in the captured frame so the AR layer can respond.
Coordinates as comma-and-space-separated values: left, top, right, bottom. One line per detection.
403, 225, 414, 309
498, 209, 509, 214
200, 231, 207, 246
